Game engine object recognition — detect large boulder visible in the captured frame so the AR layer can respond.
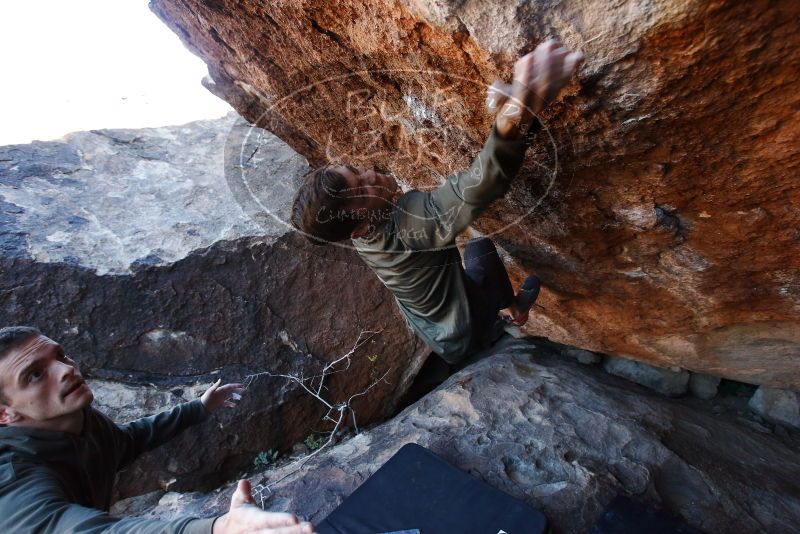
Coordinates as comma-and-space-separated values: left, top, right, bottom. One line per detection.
603, 355, 690, 397
0, 115, 429, 498
148, 0, 800, 389
135, 336, 800, 533
749, 386, 800, 430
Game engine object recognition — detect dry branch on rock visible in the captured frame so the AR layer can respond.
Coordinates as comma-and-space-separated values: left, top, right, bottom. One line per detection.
243, 330, 391, 507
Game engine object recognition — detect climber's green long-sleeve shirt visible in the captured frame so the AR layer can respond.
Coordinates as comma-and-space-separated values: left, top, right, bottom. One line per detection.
353, 123, 534, 363
0, 399, 216, 534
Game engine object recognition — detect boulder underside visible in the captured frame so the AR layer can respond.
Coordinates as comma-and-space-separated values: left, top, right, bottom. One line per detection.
149, 0, 800, 388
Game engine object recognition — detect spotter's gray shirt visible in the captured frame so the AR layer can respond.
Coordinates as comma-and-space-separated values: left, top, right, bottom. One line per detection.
353, 123, 534, 362
0, 399, 215, 533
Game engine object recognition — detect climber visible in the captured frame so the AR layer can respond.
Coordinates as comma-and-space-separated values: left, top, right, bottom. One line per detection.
0, 326, 316, 534
291, 39, 583, 367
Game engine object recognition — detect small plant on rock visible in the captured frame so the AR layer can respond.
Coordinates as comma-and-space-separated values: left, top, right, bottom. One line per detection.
303, 433, 327, 451
252, 449, 280, 469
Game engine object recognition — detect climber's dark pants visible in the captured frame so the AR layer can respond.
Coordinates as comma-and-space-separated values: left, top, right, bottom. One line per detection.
463, 237, 516, 352
406, 237, 516, 398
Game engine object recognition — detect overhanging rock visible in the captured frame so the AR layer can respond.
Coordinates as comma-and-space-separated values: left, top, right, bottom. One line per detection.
149, 0, 800, 388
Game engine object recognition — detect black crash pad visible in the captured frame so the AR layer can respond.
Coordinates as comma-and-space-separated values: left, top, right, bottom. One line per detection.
316, 443, 548, 534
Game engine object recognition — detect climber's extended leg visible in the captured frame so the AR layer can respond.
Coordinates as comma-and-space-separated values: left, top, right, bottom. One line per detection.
463, 237, 540, 347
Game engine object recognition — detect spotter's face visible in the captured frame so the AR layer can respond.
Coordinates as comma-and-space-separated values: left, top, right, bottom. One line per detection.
0, 335, 93, 428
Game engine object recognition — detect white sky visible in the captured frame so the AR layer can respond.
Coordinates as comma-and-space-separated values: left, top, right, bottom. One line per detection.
0, 0, 232, 146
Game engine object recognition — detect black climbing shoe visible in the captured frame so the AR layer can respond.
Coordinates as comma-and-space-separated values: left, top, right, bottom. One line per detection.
507, 275, 541, 326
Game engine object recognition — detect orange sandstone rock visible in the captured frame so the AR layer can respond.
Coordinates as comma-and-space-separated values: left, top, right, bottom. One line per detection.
150, 0, 800, 388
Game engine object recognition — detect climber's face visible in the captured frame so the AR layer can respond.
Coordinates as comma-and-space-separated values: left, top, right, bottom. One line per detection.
332, 164, 400, 214
0, 335, 93, 429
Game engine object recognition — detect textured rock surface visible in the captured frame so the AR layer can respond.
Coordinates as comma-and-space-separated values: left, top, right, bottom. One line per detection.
689, 372, 721, 400
562, 346, 602, 365
0, 117, 429, 498
603, 355, 690, 397
749, 386, 800, 430
136, 337, 800, 533
1, 114, 255, 273
149, 0, 800, 388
